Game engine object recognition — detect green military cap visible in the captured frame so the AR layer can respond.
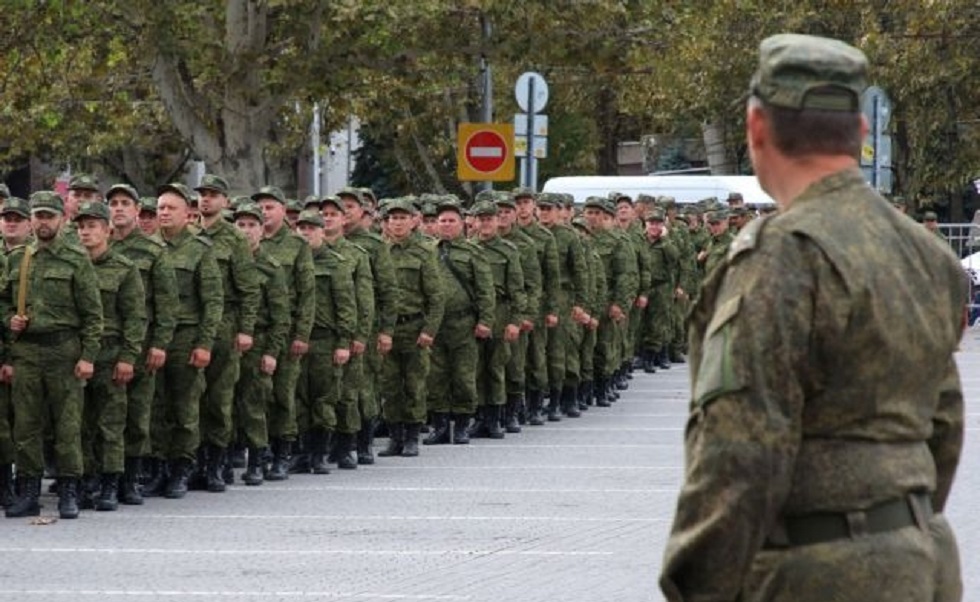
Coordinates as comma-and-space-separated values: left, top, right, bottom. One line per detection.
385, 198, 416, 216
493, 190, 517, 209
922, 211, 938, 221
571, 216, 591, 233
560, 193, 575, 208
536, 192, 559, 207
30, 190, 65, 215
473, 189, 495, 204
420, 202, 439, 217
636, 193, 656, 205
660, 196, 677, 208
0, 183, 10, 199
726, 192, 744, 203
609, 191, 632, 204
195, 174, 230, 195
750, 33, 867, 112
74, 200, 110, 222
337, 187, 364, 203
320, 195, 345, 212
647, 207, 667, 222
419, 192, 443, 206
233, 202, 264, 223
106, 183, 139, 202
0, 197, 30, 218
583, 196, 615, 215
470, 200, 498, 217
296, 209, 324, 227
251, 185, 286, 204
68, 173, 100, 192
512, 186, 536, 200
158, 182, 193, 204
436, 197, 464, 215
188, 191, 200, 206
705, 209, 729, 223
730, 206, 750, 217
303, 194, 321, 209
441, 193, 461, 205
359, 187, 377, 205
139, 197, 158, 213
285, 199, 304, 213
402, 195, 422, 212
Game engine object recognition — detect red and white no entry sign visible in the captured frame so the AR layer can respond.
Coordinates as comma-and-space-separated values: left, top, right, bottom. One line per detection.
457, 123, 515, 182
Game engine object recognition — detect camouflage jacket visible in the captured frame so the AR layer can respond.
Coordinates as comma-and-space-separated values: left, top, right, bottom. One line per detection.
111, 227, 178, 351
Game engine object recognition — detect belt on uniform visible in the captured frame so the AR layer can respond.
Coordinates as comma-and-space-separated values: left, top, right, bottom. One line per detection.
764, 492, 933, 549
396, 312, 424, 325
309, 327, 336, 340
17, 330, 77, 345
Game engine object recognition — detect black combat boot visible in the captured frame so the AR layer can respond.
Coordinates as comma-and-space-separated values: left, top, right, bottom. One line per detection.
504, 396, 522, 433
451, 414, 471, 444
228, 442, 247, 469
562, 385, 581, 418
119, 457, 143, 506
310, 430, 331, 475
222, 446, 236, 485
95, 473, 119, 511
642, 350, 658, 374
243, 447, 265, 486
527, 390, 545, 426
657, 349, 671, 370
187, 448, 208, 491
669, 348, 686, 363
164, 459, 191, 499
594, 377, 611, 407
546, 388, 562, 422
0, 464, 15, 508
5, 475, 41, 518
467, 407, 489, 439
334, 433, 357, 470
377, 423, 404, 457
356, 418, 376, 465
265, 439, 291, 481
142, 458, 168, 498
401, 424, 420, 457
206, 444, 227, 492
615, 367, 629, 390
77, 474, 99, 510
577, 381, 592, 411
58, 477, 80, 519
288, 433, 312, 474
486, 406, 505, 439
423, 413, 451, 445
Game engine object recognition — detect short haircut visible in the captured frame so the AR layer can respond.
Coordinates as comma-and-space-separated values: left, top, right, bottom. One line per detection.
753, 94, 862, 158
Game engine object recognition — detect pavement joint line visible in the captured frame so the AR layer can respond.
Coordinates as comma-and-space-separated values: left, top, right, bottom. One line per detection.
529, 427, 683, 431
219, 486, 677, 493
429, 444, 676, 448
0, 591, 470, 600
266, 464, 684, 470
0, 547, 616, 557
97, 514, 670, 522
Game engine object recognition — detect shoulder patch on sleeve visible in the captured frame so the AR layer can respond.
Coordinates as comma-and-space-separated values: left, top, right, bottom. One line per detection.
728, 215, 770, 261
693, 293, 745, 407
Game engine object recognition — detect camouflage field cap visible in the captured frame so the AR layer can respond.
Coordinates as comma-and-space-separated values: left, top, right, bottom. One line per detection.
705, 209, 729, 223
30, 191, 65, 215
195, 174, 230, 195
470, 200, 498, 217
337, 187, 364, 204
69, 173, 100, 192
359, 187, 377, 205
636, 193, 656, 205
571, 216, 591, 233
296, 209, 324, 227
157, 182, 193, 204
512, 187, 536, 200
726, 192, 744, 203
922, 211, 938, 221
106, 183, 139, 202
493, 190, 517, 209
535, 193, 559, 207
74, 200, 110, 222
286, 199, 304, 213
436, 197, 464, 216
251, 185, 286, 204
0, 183, 10, 199
473, 189, 495, 204
420, 202, 439, 217
583, 196, 615, 215
609, 191, 632, 205
750, 34, 868, 111
1, 197, 30, 218
233, 202, 264, 223
320, 195, 344, 213
385, 198, 417, 216
139, 197, 158, 213
647, 207, 667, 222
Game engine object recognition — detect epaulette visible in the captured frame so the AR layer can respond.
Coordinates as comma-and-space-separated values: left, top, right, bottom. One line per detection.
195, 234, 215, 247
728, 214, 770, 261
348, 241, 369, 256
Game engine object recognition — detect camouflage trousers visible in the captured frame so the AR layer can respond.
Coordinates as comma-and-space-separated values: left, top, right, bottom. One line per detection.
234, 333, 272, 449
11, 334, 84, 478
152, 326, 206, 462
200, 329, 241, 449
525, 317, 549, 393
579, 324, 597, 383
595, 313, 623, 378
82, 343, 127, 475
124, 342, 155, 459
640, 285, 673, 353
296, 334, 345, 435
0, 383, 13, 464
381, 319, 430, 426
269, 348, 301, 442
427, 315, 479, 415
505, 331, 528, 397
546, 293, 580, 388
740, 514, 960, 602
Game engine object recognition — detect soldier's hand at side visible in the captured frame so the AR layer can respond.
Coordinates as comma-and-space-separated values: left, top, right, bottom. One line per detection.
635, 295, 648, 309
609, 304, 626, 322
289, 339, 309, 359
145, 347, 167, 372
0, 365, 12, 384
334, 348, 351, 366
520, 319, 535, 333
75, 360, 95, 380
189, 348, 211, 369
235, 333, 254, 353
696, 251, 707, 263
416, 332, 434, 349
545, 314, 559, 328
113, 361, 134, 385
9, 315, 28, 333
377, 334, 393, 355
503, 324, 520, 342
260, 354, 277, 375
588, 317, 599, 331
474, 323, 492, 339
351, 340, 366, 356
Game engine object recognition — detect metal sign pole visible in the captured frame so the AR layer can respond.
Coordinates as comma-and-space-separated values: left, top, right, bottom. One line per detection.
526, 78, 536, 190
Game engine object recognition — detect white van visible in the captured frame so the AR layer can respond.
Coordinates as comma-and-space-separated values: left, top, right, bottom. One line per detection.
541, 175, 776, 206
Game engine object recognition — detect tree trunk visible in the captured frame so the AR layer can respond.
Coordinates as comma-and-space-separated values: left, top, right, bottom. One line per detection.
702, 120, 735, 175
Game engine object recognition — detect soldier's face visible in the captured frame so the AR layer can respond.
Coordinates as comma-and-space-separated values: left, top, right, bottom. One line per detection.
30, 211, 62, 241
235, 216, 263, 248
476, 215, 497, 239
139, 210, 158, 235
645, 220, 665, 239
437, 211, 464, 240
66, 189, 99, 217
296, 223, 324, 247
386, 211, 413, 239
258, 199, 285, 234
156, 193, 190, 232
197, 189, 227, 218
708, 220, 727, 235
516, 197, 535, 220
341, 198, 363, 226
421, 216, 439, 237
583, 207, 604, 230
1, 213, 31, 244
76, 217, 110, 250
108, 193, 139, 230
537, 205, 558, 226
321, 205, 346, 235
616, 203, 634, 222
497, 206, 516, 229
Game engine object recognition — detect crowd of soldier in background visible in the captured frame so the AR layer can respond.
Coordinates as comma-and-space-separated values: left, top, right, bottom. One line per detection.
0, 176, 935, 521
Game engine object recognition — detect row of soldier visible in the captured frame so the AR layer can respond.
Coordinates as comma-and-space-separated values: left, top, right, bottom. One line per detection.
0, 175, 760, 521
